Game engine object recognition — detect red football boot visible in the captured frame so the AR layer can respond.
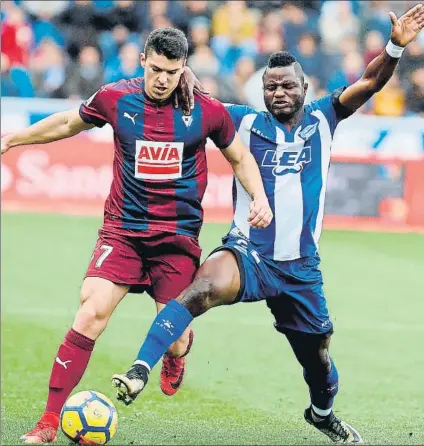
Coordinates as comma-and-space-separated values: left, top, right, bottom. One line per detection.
20, 412, 59, 444
160, 329, 194, 396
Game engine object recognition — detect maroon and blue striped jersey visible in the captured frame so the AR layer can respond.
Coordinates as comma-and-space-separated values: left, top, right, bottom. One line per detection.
79, 77, 235, 237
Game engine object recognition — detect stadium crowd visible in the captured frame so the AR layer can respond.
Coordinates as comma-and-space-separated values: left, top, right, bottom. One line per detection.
1, 0, 423, 116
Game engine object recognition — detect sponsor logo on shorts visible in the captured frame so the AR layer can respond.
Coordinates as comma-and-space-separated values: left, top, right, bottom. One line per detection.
135, 140, 184, 180
321, 319, 332, 328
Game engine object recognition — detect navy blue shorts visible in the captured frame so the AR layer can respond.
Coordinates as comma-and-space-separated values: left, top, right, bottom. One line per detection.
210, 231, 333, 336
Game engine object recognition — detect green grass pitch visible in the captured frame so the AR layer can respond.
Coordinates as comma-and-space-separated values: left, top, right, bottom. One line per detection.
1, 213, 424, 445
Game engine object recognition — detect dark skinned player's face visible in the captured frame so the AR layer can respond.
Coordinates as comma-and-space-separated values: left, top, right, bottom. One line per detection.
263, 66, 308, 120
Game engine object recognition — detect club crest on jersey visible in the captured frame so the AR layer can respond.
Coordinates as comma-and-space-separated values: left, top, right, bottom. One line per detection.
182, 115, 193, 127
135, 140, 184, 180
262, 145, 311, 176
298, 122, 318, 141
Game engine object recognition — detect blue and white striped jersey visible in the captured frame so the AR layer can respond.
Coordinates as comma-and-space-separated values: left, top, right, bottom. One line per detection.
227, 93, 350, 261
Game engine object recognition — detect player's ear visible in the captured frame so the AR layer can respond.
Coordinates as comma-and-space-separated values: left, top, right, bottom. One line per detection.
140, 53, 146, 69
303, 82, 309, 96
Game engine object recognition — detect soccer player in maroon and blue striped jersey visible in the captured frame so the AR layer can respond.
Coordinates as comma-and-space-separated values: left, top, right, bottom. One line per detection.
1, 28, 272, 444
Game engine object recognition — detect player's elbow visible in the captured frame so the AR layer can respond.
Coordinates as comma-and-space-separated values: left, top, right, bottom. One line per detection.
62, 109, 89, 135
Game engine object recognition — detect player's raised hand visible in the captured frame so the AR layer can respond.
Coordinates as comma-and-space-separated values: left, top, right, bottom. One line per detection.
248, 195, 273, 229
389, 3, 424, 47
173, 66, 209, 115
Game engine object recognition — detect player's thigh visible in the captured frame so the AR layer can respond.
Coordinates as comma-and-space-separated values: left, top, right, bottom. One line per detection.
266, 256, 333, 336
79, 276, 130, 319
151, 249, 241, 307
174, 249, 241, 315
147, 234, 201, 304
86, 230, 148, 289
209, 236, 274, 304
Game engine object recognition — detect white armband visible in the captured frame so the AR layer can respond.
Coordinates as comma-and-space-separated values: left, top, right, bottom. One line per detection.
385, 40, 405, 58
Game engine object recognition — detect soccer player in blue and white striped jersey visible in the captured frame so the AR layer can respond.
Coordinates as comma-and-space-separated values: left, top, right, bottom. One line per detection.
112, 4, 424, 443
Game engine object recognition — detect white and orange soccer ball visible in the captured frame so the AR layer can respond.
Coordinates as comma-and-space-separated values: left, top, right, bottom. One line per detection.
60, 391, 118, 444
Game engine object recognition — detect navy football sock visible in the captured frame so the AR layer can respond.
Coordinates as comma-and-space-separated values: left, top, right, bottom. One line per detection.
134, 300, 193, 370
304, 357, 339, 410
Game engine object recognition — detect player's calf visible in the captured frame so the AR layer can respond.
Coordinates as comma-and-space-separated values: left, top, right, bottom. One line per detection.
111, 363, 149, 406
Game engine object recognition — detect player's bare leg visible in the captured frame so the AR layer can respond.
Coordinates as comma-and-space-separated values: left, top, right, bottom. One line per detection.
112, 250, 240, 404
285, 331, 363, 444
22, 278, 129, 444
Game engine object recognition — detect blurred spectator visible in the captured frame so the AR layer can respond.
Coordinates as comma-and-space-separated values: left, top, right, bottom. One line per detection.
27, 8, 65, 48
1, 53, 20, 97
293, 33, 326, 89
183, 0, 213, 32
319, 1, 360, 55
99, 25, 139, 69
219, 56, 257, 104
1, 5, 33, 67
255, 31, 285, 69
188, 44, 220, 78
211, 1, 258, 75
30, 39, 67, 98
64, 46, 103, 99
92, 0, 114, 11
372, 73, 406, 117
258, 10, 284, 37
327, 51, 364, 92
1, 0, 419, 118
57, 0, 100, 59
104, 42, 144, 83
198, 75, 220, 99
1, 51, 34, 97
398, 40, 424, 85
104, 0, 143, 33
281, 3, 319, 53
134, 0, 188, 35
150, 13, 174, 32
363, 30, 385, 65
363, 1, 392, 42
188, 17, 211, 55
21, 1, 69, 18
406, 68, 424, 116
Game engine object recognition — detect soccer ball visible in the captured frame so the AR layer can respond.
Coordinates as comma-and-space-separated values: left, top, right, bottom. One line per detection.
61, 390, 118, 444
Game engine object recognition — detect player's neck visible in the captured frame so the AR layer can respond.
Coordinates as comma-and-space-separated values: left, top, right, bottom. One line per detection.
275, 109, 304, 132
143, 89, 173, 106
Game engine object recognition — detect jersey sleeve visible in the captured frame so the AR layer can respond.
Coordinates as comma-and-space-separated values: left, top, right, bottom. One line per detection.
79, 85, 111, 128
309, 87, 354, 134
207, 99, 236, 150
225, 104, 257, 132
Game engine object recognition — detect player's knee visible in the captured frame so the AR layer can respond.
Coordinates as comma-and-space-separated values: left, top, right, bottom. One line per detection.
78, 285, 111, 325
181, 275, 225, 316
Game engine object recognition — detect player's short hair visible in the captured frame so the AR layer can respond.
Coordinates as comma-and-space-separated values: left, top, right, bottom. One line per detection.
263, 51, 305, 84
144, 28, 188, 61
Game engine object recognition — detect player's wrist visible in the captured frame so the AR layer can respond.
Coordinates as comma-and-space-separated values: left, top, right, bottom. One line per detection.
385, 40, 405, 58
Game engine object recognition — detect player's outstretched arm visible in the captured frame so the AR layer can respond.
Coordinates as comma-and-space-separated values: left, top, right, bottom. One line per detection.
339, 3, 424, 113
1, 108, 94, 155
222, 133, 273, 229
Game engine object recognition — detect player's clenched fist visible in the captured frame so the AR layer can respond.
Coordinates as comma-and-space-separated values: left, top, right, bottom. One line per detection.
248, 195, 273, 228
